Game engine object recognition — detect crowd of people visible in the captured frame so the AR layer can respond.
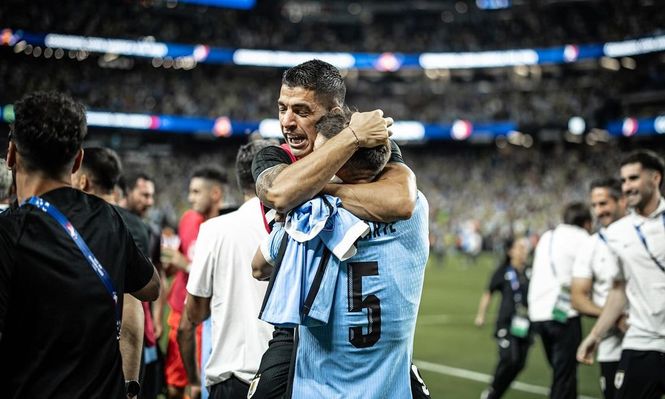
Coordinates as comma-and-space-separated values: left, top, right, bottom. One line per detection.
3, 48, 664, 127
2, 0, 663, 52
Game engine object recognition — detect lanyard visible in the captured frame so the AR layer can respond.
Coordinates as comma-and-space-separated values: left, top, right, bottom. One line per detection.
633, 213, 665, 273
548, 230, 557, 278
23, 196, 121, 339
505, 266, 524, 305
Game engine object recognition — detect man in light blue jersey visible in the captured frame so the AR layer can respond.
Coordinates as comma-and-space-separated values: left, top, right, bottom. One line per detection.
255, 110, 430, 399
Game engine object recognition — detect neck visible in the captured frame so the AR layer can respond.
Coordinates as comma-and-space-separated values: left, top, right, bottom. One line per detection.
638, 193, 661, 216
90, 190, 117, 205
243, 192, 256, 203
512, 262, 525, 271
204, 207, 220, 220
16, 171, 71, 204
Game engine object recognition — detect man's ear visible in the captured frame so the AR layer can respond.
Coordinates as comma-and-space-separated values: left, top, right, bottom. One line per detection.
71, 148, 84, 175
7, 141, 16, 169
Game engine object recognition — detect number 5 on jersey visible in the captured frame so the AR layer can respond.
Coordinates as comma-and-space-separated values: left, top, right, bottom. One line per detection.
348, 262, 382, 348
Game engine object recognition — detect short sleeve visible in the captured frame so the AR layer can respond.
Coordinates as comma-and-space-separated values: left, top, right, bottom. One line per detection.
487, 265, 505, 293
117, 210, 155, 293
0, 223, 15, 334
252, 146, 293, 182
186, 222, 217, 298
388, 140, 404, 164
572, 235, 595, 279
261, 225, 286, 266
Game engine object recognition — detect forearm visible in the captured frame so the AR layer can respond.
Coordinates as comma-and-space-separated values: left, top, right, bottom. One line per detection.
323, 163, 417, 222
185, 294, 211, 326
120, 295, 144, 381
571, 279, 603, 317
475, 292, 492, 324
589, 283, 627, 340
177, 309, 200, 386
258, 128, 357, 213
252, 247, 274, 280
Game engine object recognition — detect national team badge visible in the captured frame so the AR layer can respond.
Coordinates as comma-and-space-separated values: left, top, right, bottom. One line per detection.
614, 370, 625, 389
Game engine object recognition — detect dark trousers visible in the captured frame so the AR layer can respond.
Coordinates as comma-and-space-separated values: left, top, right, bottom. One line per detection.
486, 336, 532, 399
599, 361, 619, 399
615, 350, 665, 399
532, 317, 581, 399
209, 376, 250, 399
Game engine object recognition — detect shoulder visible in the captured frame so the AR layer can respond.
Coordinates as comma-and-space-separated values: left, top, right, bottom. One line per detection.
252, 145, 293, 180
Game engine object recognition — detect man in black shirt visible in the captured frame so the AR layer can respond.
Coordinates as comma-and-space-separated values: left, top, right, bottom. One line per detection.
0, 92, 160, 399
249, 60, 426, 399
71, 146, 152, 396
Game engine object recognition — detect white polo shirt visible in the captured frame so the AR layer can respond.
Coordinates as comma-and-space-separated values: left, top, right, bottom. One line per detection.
528, 224, 589, 322
572, 232, 623, 362
603, 198, 665, 353
186, 196, 274, 386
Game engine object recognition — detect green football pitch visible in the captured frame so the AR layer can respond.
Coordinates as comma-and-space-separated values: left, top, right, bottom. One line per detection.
415, 253, 603, 399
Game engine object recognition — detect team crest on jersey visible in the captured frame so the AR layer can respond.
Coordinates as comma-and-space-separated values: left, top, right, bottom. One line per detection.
614, 370, 625, 389
247, 374, 261, 398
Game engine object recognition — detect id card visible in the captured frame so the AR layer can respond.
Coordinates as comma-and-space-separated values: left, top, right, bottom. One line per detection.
510, 315, 530, 338
552, 286, 571, 323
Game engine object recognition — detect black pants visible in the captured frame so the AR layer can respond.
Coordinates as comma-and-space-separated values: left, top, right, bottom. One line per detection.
615, 349, 665, 399
209, 376, 250, 399
486, 335, 531, 399
139, 344, 166, 399
531, 317, 581, 399
599, 361, 619, 399
249, 327, 432, 399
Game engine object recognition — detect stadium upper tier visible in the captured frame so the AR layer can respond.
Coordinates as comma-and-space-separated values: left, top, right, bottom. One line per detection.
1, 0, 663, 53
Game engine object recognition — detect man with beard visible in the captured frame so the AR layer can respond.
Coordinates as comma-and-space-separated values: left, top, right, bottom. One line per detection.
578, 150, 665, 399
571, 177, 627, 399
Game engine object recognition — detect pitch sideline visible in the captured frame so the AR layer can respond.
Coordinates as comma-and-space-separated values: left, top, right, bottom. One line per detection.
414, 359, 598, 399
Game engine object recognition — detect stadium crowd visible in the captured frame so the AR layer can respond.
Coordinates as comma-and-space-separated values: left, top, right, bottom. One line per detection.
2, 0, 664, 52
3, 51, 664, 127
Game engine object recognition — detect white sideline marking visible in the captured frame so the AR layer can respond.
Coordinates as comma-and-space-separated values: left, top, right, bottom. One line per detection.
414, 359, 598, 399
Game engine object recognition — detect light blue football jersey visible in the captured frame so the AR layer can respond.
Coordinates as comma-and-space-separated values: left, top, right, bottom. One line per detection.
292, 192, 430, 399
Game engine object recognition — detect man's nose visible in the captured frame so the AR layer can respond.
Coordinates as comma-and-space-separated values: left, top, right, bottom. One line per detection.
281, 110, 296, 129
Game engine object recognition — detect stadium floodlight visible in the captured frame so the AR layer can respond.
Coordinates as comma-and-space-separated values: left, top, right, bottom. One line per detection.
655, 116, 665, 134
567, 117, 586, 136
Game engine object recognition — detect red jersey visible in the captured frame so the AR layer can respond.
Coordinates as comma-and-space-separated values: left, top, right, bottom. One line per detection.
168, 209, 205, 313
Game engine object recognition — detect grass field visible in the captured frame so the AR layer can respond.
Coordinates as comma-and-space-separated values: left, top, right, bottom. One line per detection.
414, 253, 602, 399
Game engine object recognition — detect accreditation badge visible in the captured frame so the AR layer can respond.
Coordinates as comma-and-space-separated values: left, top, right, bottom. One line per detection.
510, 304, 530, 338
552, 285, 571, 323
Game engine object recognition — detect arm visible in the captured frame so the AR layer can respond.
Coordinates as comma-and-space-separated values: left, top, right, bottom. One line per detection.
119, 295, 144, 381
185, 293, 211, 326
129, 267, 160, 302
577, 280, 627, 365
252, 246, 274, 280
323, 163, 417, 222
151, 269, 168, 338
474, 291, 492, 327
571, 277, 603, 316
177, 307, 201, 390
257, 111, 390, 213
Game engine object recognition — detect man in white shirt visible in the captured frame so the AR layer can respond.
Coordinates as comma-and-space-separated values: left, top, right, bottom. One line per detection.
184, 141, 275, 398
571, 177, 627, 399
578, 150, 665, 399
528, 202, 591, 399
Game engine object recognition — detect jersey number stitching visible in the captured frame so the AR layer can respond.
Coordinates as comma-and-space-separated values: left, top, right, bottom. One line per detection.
348, 261, 382, 348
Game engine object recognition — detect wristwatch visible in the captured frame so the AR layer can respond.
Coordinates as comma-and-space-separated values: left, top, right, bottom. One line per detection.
125, 380, 141, 398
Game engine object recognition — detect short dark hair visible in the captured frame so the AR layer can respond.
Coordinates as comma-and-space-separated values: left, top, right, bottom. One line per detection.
11, 92, 87, 177
563, 202, 592, 228
236, 140, 274, 194
282, 59, 346, 109
80, 147, 123, 193
192, 166, 227, 186
124, 172, 154, 191
620, 150, 665, 188
589, 177, 622, 201
316, 108, 390, 182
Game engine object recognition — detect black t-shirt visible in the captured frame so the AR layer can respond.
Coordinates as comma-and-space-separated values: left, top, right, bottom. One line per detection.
0, 187, 155, 399
487, 263, 529, 335
115, 205, 150, 256
251, 140, 405, 182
